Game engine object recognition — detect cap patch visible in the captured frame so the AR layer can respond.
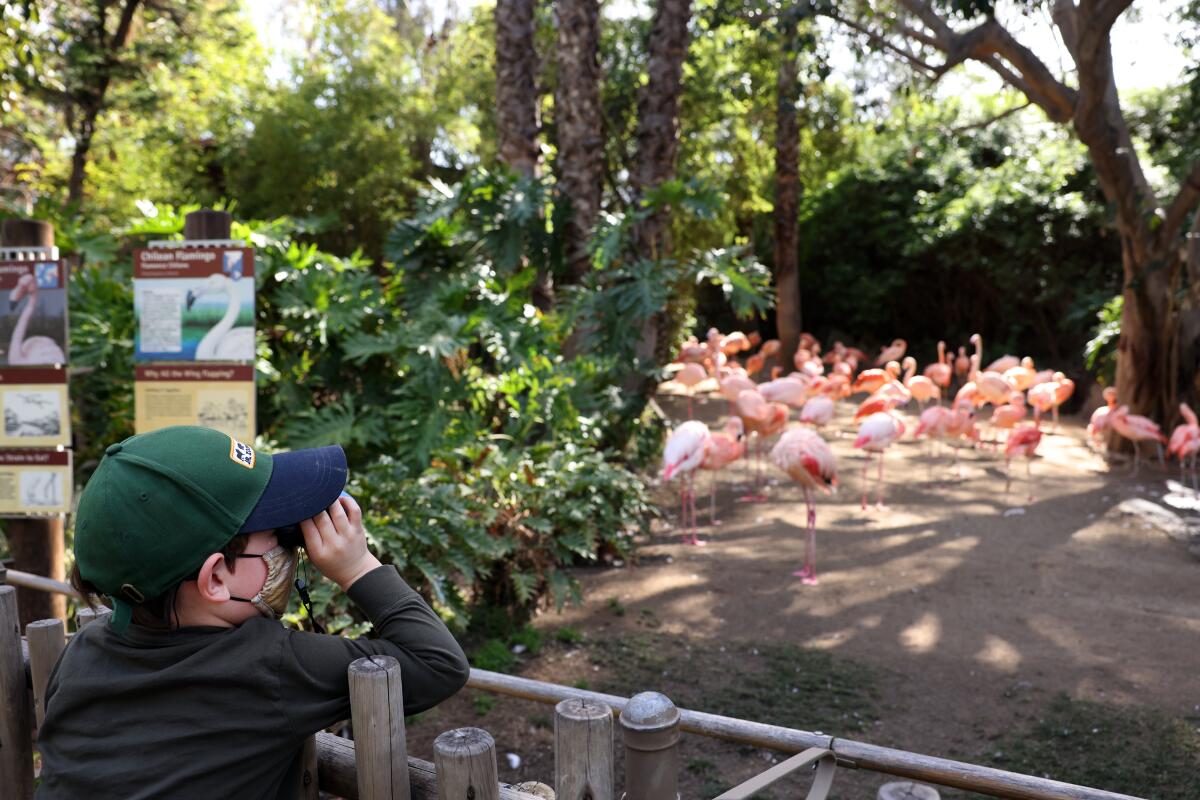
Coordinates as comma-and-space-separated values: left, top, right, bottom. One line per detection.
229, 437, 256, 469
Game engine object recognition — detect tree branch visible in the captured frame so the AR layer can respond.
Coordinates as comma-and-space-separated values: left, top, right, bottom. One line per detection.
1162, 161, 1200, 247
825, 10, 939, 75
943, 100, 1033, 134
111, 0, 142, 51
1092, 0, 1135, 37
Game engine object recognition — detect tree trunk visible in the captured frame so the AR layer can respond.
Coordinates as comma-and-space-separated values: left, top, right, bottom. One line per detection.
555, 0, 603, 287
494, 0, 541, 176
494, 0, 552, 308
630, 0, 692, 372
773, 11, 802, 375
66, 112, 98, 207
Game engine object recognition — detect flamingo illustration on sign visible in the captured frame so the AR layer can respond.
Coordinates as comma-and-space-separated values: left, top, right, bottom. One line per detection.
8, 273, 65, 365
186, 273, 255, 361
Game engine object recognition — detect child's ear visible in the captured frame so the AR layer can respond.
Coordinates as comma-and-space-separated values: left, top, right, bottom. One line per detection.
195, 552, 232, 603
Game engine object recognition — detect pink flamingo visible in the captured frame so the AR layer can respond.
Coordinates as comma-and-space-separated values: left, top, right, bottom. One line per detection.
1109, 405, 1166, 475
800, 395, 835, 429
990, 391, 1027, 445
903, 356, 940, 408
954, 345, 971, 382
874, 338, 907, 366
1005, 424, 1043, 502
853, 411, 906, 509
1050, 373, 1075, 428
718, 368, 757, 413
914, 404, 954, 475
985, 354, 1020, 373
674, 362, 707, 418
1004, 357, 1037, 392
721, 331, 751, 356
770, 428, 837, 584
736, 389, 788, 501
968, 334, 1011, 406
923, 341, 952, 391
1087, 387, 1119, 444
758, 372, 809, 408
852, 361, 900, 396
662, 420, 711, 545
1167, 403, 1200, 487
945, 400, 981, 475
701, 417, 745, 525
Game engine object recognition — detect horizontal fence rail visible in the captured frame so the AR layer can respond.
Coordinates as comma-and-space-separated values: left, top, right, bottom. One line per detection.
466, 669, 1144, 800
3, 573, 1148, 800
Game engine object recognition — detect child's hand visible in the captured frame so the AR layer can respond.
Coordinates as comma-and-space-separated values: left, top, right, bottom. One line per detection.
299, 494, 382, 591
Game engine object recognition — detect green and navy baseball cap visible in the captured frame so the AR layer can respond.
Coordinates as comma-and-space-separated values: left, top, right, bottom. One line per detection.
74, 426, 347, 631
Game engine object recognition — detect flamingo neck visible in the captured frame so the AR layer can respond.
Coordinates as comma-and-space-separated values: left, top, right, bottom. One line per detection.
9, 284, 36, 356
197, 285, 240, 355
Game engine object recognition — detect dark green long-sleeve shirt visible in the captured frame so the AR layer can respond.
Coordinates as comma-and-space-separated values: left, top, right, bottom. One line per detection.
36, 565, 469, 800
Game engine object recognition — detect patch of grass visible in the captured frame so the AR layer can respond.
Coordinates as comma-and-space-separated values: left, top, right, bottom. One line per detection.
606, 597, 626, 617
572, 679, 591, 690
510, 625, 543, 655
985, 693, 1200, 799
555, 626, 584, 645
472, 693, 498, 717
585, 633, 881, 735
470, 638, 517, 673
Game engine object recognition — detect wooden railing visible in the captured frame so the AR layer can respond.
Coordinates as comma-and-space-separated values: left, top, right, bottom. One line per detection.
0, 575, 1148, 800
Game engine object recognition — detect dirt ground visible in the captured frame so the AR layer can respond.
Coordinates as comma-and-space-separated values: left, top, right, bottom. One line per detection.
403, 394, 1200, 799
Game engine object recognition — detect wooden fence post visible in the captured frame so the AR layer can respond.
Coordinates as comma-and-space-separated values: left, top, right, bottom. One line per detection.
349, 655, 411, 800
433, 727, 500, 800
298, 734, 319, 800
75, 605, 111, 630
619, 691, 680, 800
26, 618, 66, 729
554, 697, 613, 800
0, 585, 34, 798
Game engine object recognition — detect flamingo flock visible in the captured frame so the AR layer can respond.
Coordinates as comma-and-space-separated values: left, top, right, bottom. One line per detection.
661, 327, 1192, 586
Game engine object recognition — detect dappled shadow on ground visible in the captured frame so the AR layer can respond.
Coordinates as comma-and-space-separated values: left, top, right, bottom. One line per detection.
535, 394, 1200, 794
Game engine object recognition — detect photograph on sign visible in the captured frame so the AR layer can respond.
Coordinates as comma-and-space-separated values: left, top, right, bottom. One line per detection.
0, 449, 73, 516
135, 364, 256, 442
0, 367, 71, 448
133, 247, 255, 362
0, 260, 68, 366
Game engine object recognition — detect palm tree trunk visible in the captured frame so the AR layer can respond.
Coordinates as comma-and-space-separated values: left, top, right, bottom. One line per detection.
773, 10, 802, 374
631, 0, 692, 372
494, 0, 540, 176
555, 0, 603, 287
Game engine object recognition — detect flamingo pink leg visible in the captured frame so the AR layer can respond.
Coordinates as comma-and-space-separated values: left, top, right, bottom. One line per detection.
1026, 457, 1035, 503
875, 448, 886, 508
684, 474, 705, 546
738, 435, 768, 503
793, 487, 818, 585
860, 452, 870, 510
709, 470, 721, 526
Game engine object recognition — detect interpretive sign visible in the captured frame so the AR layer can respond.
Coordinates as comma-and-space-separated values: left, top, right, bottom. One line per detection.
0, 259, 67, 367
0, 367, 71, 448
133, 246, 255, 362
0, 449, 72, 515
135, 364, 256, 441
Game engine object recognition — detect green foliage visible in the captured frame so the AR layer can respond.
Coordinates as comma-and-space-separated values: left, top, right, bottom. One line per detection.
792, 97, 1121, 365
470, 639, 517, 673
1084, 295, 1123, 385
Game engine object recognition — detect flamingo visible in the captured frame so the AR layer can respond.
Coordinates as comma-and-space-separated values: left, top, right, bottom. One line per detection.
1167, 403, 1200, 487
1087, 387, 1119, 444
674, 362, 707, 418
718, 368, 757, 411
770, 428, 837, 584
677, 337, 708, 364
1109, 405, 1166, 475
1004, 357, 1038, 392
721, 331, 751, 355
758, 373, 809, 407
903, 356, 940, 407
990, 391, 1028, 445
985, 354, 1020, 373
1050, 372, 1075, 428
874, 338, 907, 366
745, 351, 767, 377
953, 345, 971, 382
853, 411, 906, 509
852, 361, 900, 396
923, 341, 952, 390
1005, 424, 1043, 502
800, 395, 835, 429
968, 334, 1011, 406
853, 391, 905, 422
701, 417, 745, 525
187, 273, 255, 361
736, 389, 788, 501
914, 404, 955, 474
662, 420, 711, 545
945, 400, 981, 475
8, 272, 66, 364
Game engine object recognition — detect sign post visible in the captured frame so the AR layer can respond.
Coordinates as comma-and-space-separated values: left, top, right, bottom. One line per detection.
0, 219, 68, 625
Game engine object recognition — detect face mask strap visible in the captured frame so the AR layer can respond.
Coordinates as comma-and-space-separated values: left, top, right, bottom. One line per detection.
294, 558, 325, 634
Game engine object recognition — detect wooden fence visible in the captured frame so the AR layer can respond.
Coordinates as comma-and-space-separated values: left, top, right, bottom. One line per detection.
0, 575, 1149, 800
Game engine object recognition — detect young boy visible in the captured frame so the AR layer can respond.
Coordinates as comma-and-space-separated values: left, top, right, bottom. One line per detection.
36, 425, 470, 799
